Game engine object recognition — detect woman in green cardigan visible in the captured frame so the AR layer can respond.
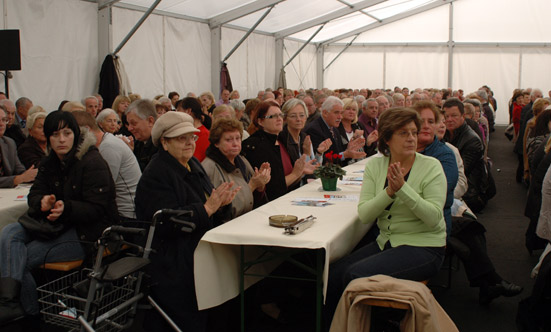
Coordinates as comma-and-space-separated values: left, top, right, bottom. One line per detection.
325, 108, 447, 324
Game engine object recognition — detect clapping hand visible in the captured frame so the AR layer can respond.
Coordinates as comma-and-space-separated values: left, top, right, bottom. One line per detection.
386, 162, 406, 197
367, 130, 378, 146
250, 162, 271, 191
302, 136, 313, 156
316, 138, 332, 154
14, 165, 38, 186
204, 182, 241, 217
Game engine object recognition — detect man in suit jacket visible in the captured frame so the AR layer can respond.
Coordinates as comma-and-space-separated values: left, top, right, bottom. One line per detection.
0, 105, 37, 188
305, 96, 366, 166
0, 100, 26, 147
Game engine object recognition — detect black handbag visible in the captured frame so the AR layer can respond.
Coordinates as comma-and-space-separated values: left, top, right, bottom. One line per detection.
17, 211, 66, 241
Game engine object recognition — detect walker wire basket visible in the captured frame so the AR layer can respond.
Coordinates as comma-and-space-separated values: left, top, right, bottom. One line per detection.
37, 268, 137, 332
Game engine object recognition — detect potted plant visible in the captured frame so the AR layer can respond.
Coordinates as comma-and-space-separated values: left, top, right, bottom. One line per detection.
313, 150, 346, 191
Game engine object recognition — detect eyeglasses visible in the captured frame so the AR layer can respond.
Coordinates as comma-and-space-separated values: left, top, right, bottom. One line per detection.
395, 130, 418, 138
0, 118, 8, 124
287, 114, 306, 119
171, 134, 199, 143
264, 113, 284, 120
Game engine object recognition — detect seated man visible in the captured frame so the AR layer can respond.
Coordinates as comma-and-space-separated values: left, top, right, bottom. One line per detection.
0, 105, 37, 188
0, 100, 25, 147
73, 111, 142, 221
305, 96, 365, 166
125, 99, 158, 171
443, 98, 494, 212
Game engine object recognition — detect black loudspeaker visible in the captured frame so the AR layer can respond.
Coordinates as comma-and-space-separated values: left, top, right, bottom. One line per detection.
0, 30, 21, 71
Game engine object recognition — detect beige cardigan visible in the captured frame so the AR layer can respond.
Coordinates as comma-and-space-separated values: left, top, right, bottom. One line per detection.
330, 275, 458, 332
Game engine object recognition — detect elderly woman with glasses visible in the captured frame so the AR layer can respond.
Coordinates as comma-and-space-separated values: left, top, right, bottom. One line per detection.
325, 108, 447, 325
135, 111, 239, 332
242, 101, 317, 202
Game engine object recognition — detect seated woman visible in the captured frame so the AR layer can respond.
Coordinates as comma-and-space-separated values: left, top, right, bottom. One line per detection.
17, 111, 48, 168
202, 118, 270, 220
0, 105, 37, 188
180, 97, 210, 162
242, 101, 317, 203
337, 98, 377, 161
135, 111, 238, 332
325, 108, 447, 323
96, 108, 121, 134
278, 98, 331, 188
0, 111, 118, 323
416, 102, 523, 304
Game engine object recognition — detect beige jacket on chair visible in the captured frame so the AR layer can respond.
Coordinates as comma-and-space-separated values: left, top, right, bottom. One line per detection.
330, 275, 458, 332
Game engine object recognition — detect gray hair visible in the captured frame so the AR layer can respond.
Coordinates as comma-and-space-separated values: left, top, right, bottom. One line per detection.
464, 98, 482, 108
362, 98, 377, 108
0, 99, 15, 110
392, 93, 405, 101
475, 89, 488, 102
126, 99, 157, 121
158, 97, 171, 105
82, 95, 98, 105
15, 97, 32, 109
28, 105, 46, 118
229, 99, 245, 112
532, 89, 543, 98
96, 108, 119, 124
281, 98, 307, 118
354, 95, 366, 104
321, 96, 343, 113
26, 111, 46, 131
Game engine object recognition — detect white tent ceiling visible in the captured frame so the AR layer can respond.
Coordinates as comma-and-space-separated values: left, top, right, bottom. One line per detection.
114, 0, 446, 44
2, 0, 551, 125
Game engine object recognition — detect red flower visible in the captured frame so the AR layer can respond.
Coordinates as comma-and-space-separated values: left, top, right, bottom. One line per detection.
325, 151, 334, 161
332, 153, 339, 160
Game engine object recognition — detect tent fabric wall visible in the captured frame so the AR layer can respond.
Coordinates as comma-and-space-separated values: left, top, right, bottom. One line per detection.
323, 46, 384, 89
282, 40, 317, 91
2, 0, 98, 111
221, 27, 276, 99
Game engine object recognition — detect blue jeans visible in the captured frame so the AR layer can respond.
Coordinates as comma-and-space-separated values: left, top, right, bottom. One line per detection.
0, 223, 85, 315
324, 241, 445, 328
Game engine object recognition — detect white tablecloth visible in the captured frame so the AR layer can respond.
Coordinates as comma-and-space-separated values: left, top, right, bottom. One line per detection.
0, 185, 30, 232
194, 159, 372, 310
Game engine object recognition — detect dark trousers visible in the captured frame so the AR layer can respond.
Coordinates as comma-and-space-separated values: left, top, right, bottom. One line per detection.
324, 241, 445, 328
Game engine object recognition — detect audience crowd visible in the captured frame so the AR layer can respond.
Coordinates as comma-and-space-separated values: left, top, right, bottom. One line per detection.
0, 83, 550, 331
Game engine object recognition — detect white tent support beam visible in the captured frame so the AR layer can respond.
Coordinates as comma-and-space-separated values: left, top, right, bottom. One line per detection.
321, 0, 454, 46
113, 2, 208, 24
275, 38, 284, 88
328, 42, 551, 47
518, 50, 523, 88
98, 5, 113, 62
447, 1, 454, 88
283, 24, 325, 69
98, 0, 121, 10
324, 34, 359, 71
222, 6, 274, 63
211, 26, 221, 97
316, 45, 324, 89
209, 0, 284, 29
274, 0, 386, 39
113, 0, 162, 56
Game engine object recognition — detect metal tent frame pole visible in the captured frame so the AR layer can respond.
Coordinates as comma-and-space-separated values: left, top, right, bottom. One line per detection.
324, 34, 359, 71
112, 0, 162, 56
222, 6, 274, 63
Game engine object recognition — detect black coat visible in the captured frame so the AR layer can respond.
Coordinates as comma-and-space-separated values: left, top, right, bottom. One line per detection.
242, 129, 288, 203
27, 130, 118, 245
135, 149, 229, 332
17, 136, 46, 168
305, 115, 349, 166
4, 124, 25, 147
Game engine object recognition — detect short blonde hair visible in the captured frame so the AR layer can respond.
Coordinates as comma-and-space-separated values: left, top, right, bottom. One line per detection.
61, 101, 85, 112
342, 98, 359, 124
26, 111, 47, 131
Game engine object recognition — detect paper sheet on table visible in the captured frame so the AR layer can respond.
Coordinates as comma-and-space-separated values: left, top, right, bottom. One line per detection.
292, 198, 332, 207
323, 194, 360, 202
14, 195, 27, 201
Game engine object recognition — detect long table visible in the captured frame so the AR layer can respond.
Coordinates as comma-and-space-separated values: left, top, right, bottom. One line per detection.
0, 185, 30, 232
194, 159, 372, 328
